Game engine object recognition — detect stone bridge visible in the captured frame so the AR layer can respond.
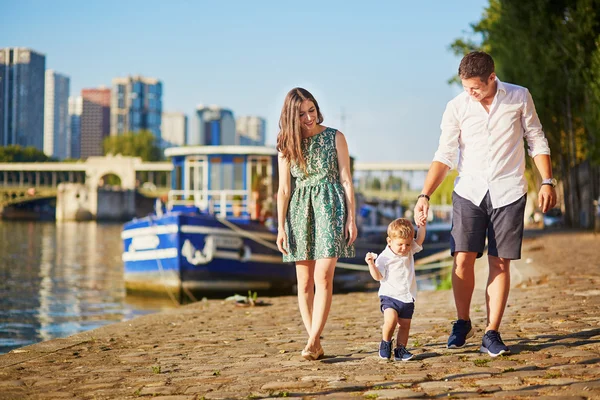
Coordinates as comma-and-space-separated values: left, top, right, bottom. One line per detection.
0, 155, 172, 206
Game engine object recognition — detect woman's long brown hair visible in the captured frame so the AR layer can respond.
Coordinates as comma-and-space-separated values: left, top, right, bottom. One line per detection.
276, 87, 324, 171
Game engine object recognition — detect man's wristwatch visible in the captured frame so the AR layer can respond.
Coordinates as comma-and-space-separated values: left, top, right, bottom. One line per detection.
418, 194, 430, 201
541, 178, 557, 188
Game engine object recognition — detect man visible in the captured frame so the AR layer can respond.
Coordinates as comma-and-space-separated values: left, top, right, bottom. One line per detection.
414, 51, 556, 357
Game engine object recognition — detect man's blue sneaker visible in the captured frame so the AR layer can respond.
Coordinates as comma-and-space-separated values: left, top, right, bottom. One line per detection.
480, 330, 510, 357
379, 339, 392, 360
394, 344, 414, 361
447, 319, 474, 349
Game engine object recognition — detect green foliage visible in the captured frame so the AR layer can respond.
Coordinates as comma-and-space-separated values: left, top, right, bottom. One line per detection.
103, 130, 162, 161
0, 145, 54, 162
248, 290, 258, 302
429, 170, 458, 205
436, 272, 453, 291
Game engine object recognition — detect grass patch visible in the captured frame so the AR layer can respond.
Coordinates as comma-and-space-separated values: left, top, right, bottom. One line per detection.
544, 372, 561, 379
151, 365, 161, 374
364, 395, 378, 399
473, 358, 491, 367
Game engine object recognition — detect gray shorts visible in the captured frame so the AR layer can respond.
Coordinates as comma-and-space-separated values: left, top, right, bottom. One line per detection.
451, 191, 526, 260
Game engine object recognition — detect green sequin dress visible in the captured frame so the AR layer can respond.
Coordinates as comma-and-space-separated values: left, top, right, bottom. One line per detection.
283, 127, 355, 262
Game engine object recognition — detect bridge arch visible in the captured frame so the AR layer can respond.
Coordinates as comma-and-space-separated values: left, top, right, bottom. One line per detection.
84, 155, 139, 191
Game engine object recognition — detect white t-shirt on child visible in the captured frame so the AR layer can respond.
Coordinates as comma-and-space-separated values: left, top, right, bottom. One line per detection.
375, 241, 423, 303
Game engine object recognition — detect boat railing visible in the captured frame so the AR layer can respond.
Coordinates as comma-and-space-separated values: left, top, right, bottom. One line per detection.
167, 189, 250, 217
207, 190, 249, 217
168, 190, 208, 210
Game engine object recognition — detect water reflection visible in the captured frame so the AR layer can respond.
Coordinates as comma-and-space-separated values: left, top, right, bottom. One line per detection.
0, 221, 174, 354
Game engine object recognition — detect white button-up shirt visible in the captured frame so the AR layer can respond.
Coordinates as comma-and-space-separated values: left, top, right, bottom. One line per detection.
433, 78, 551, 209
376, 241, 422, 303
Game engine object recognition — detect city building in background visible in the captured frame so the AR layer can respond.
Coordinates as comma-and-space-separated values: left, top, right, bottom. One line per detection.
68, 96, 82, 159
80, 87, 110, 158
44, 70, 70, 159
191, 105, 235, 146
0, 47, 46, 151
236, 116, 266, 146
111, 75, 162, 140
161, 111, 187, 148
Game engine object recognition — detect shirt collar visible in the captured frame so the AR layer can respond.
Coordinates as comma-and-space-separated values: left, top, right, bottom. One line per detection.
495, 77, 507, 94
383, 245, 406, 259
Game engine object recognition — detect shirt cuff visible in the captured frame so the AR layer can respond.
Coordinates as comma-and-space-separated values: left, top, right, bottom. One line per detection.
432, 155, 455, 170
528, 148, 551, 158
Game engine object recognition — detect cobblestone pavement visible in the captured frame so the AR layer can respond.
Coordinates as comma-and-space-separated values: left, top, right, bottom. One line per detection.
1, 230, 599, 399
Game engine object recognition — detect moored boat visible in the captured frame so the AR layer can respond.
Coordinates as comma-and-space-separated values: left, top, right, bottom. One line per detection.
121, 145, 453, 299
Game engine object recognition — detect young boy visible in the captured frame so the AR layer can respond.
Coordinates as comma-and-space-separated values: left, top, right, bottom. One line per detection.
365, 218, 426, 361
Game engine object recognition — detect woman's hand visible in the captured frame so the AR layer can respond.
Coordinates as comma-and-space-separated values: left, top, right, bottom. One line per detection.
276, 228, 288, 255
345, 219, 357, 246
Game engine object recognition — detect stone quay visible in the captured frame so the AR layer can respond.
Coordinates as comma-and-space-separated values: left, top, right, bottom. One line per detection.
1, 231, 599, 399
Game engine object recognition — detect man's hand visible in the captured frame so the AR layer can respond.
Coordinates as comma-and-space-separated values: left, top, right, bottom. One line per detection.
539, 185, 557, 213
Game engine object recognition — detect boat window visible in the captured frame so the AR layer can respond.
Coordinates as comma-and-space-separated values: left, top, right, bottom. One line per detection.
174, 165, 182, 190
233, 157, 244, 190
222, 163, 233, 190
210, 157, 222, 190
209, 157, 245, 191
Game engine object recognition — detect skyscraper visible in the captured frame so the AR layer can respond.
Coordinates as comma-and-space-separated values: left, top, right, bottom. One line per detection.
111, 75, 162, 140
44, 70, 70, 159
68, 96, 82, 159
0, 48, 46, 150
80, 88, 110, 158
236, 116, 266, 146
161, 112, 187, 148
191, 105, 235, 146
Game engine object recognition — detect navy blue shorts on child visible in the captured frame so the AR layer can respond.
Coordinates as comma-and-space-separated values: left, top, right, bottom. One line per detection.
380, 295, 415, 319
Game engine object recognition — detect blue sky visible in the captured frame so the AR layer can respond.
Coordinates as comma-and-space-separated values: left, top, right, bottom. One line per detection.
1, 0, 487, 163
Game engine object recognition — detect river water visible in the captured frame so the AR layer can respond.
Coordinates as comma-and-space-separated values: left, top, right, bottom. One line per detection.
0, 221, 174, 354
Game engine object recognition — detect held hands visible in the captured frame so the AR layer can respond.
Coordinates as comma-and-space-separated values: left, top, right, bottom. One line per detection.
414, 198, 429, 227
276, 228, 288, 256
345, 219, 358, 246
365, 252, 378, 265
538, 185, 557, 213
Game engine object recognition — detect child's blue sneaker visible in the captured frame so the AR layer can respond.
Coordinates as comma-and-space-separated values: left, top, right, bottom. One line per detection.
447, 319, 474, 348
379, 339, 392, 360
393, 344, 414, 361
480, 330, 510, 357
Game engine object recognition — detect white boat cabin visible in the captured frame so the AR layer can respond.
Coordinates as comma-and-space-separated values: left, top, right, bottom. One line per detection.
164, 146, 278, 220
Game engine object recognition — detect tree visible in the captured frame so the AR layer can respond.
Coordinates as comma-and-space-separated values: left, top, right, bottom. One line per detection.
103, 130, 162, 161
449, 0, 600, 227
0, 145, 53, 162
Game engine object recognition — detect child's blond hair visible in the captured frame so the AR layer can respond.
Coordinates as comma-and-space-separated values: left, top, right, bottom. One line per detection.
387, 218, 415, 240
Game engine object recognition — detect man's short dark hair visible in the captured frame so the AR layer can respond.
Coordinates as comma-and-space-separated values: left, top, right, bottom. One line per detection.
458, 51, 495, 81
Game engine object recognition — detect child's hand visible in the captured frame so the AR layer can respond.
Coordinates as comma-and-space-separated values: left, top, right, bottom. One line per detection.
365, 252, 378, 265
417, 211, 427, 226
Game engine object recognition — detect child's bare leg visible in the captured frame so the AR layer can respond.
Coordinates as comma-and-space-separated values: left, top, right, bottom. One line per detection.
395, 318, 412, 347
382, 308, 398, 341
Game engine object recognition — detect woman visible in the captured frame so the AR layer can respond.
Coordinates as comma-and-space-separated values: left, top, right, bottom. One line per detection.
276, 87, 357, 360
